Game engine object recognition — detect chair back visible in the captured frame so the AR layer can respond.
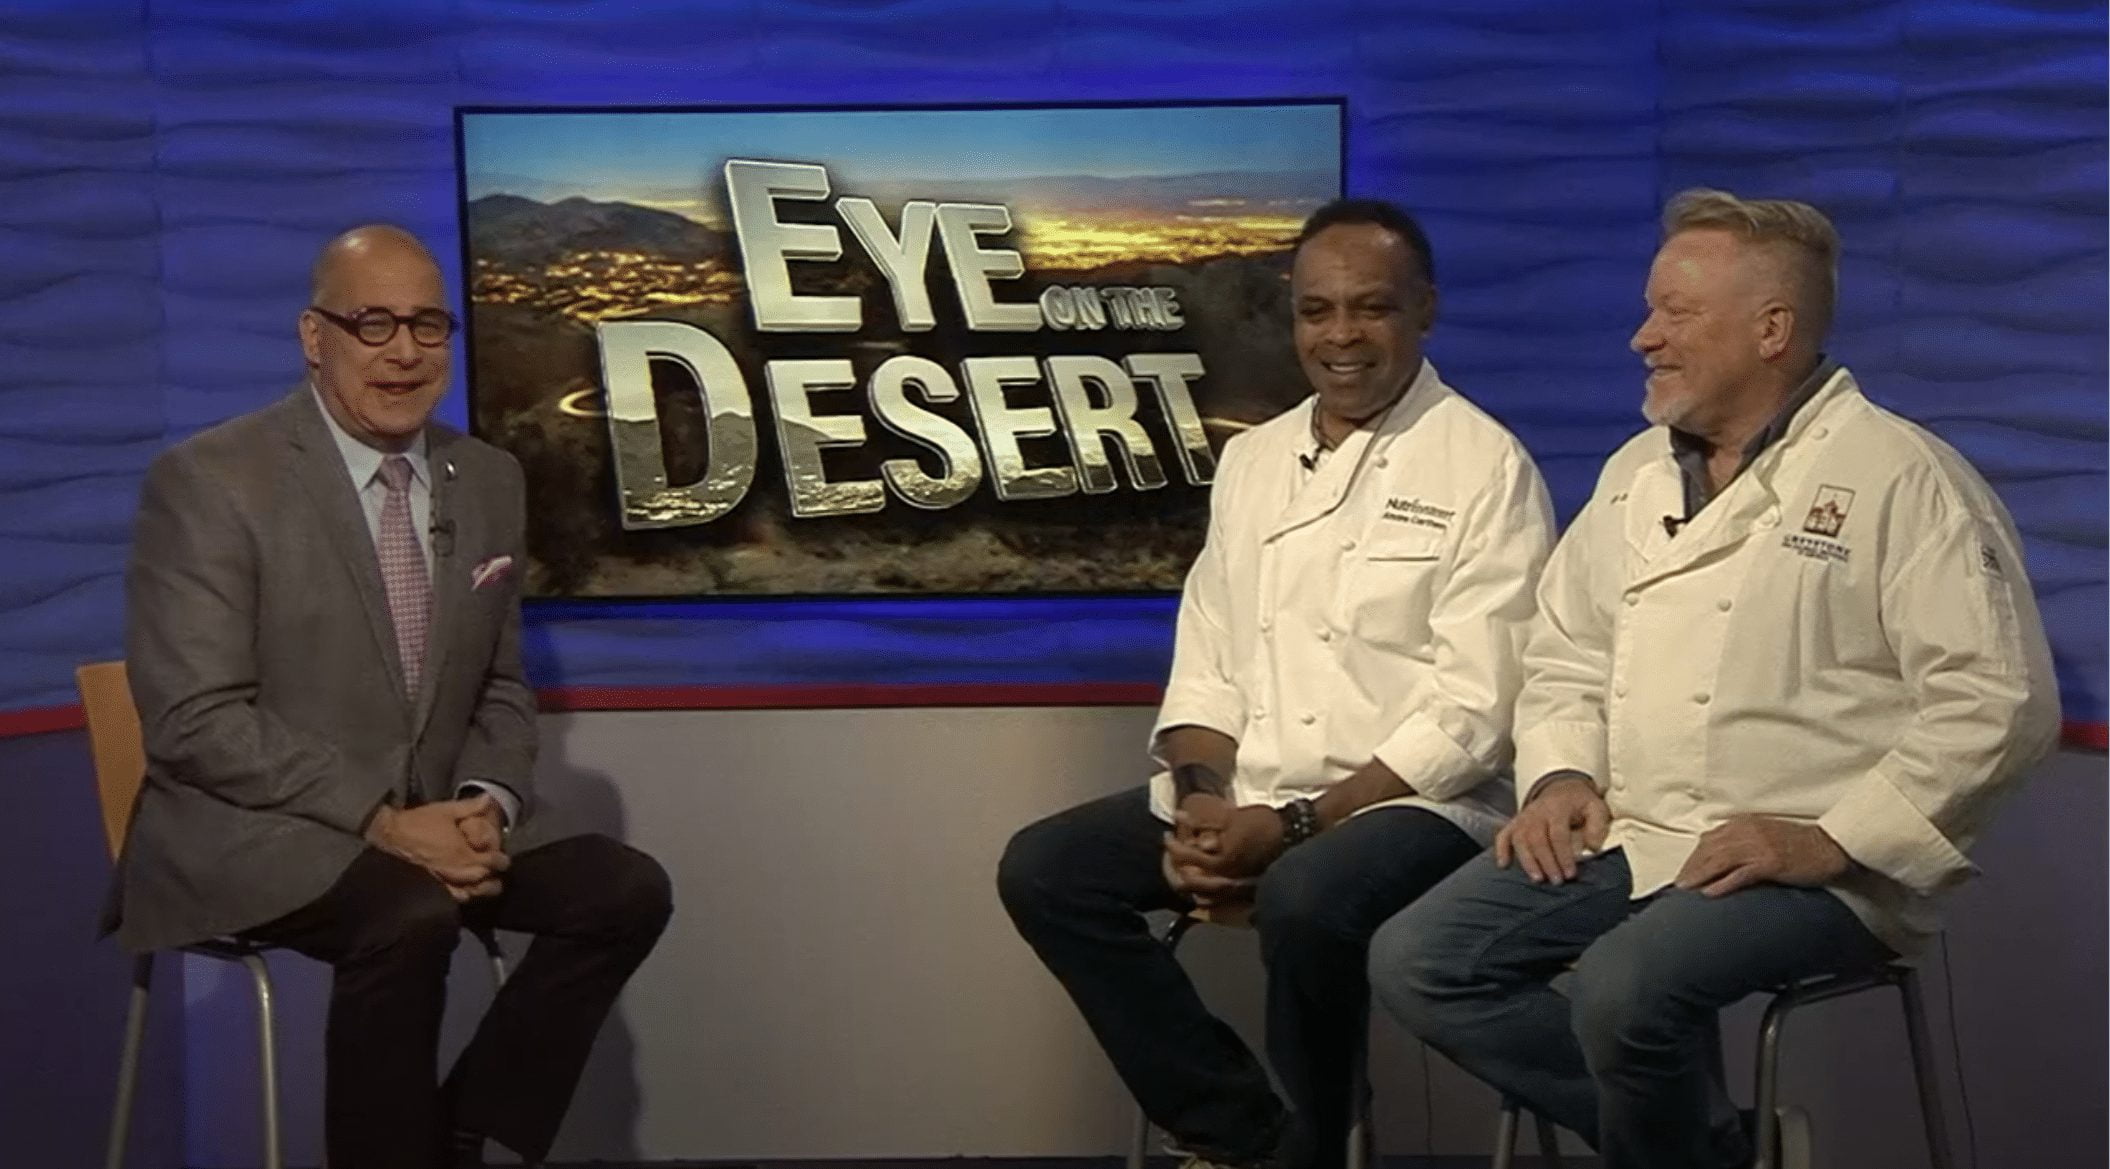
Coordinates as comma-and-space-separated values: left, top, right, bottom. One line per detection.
75, 661, 145, 862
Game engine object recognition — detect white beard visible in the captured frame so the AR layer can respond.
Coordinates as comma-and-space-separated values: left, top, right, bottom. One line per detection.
1641, 385, 1694, 430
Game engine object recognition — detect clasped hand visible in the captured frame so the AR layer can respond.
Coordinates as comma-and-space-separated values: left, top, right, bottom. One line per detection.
1161, 793, 1284, 905
364, 793, 510, 902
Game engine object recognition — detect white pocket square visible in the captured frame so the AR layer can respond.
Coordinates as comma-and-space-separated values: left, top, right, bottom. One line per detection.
471, 554, 514, 591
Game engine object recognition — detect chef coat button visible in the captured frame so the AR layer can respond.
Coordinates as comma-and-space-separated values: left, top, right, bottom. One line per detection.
1624, 593, 1640, 607
1317, 627, 1333, 642
1693, 691, 1711, 705
1299, 712, 1317, 726
1375, 456, 1389, 468
1340, 538, 1356, 552
1815, 427, 1830, 440
1615, 684, 1628, 698
1717, 598, 1733, 612
1259, 617, 1273, 633
1254, 707, 1269, 720
1759, 509, 1780, 528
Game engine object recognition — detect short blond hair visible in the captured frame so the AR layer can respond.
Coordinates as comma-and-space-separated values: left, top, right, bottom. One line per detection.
1663, 187, 1839, 341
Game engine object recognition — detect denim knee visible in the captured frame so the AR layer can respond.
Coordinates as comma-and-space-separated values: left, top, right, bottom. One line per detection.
1365, 902, 1470, 1038
1568, 947, 1683, 1073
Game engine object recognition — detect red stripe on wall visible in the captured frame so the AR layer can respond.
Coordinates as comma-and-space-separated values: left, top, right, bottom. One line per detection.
0, 704, 86, 737
535, 682, 1167, 711
4, 692, 2105, 750
2064, 720, 2108, 751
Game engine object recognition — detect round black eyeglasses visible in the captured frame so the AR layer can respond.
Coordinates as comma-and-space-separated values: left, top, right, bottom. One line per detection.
309, 306, 458, 347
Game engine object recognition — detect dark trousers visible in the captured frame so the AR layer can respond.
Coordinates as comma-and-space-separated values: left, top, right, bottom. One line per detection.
997, 786, 1480, 1169
244, 834, 672, 1169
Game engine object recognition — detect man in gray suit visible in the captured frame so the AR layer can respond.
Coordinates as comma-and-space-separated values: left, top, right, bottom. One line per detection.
110, 225, 672, 1169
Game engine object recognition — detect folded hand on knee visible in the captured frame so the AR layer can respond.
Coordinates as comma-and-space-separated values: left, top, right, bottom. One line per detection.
1496, 774, 1609, 885
1672, 816, 1851, 896
364, 795, 512, 901
1162, 801, 1281, 903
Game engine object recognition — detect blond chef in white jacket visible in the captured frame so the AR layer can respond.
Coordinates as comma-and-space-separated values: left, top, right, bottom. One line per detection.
1372, 189, 2059, 1169
1001, 199, 1555, 1169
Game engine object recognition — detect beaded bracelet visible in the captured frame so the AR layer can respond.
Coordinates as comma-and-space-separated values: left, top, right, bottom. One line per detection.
1276, 796, 1320, 848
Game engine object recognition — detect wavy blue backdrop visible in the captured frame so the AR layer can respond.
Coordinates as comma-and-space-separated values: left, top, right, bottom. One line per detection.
1, 0, 2102, 726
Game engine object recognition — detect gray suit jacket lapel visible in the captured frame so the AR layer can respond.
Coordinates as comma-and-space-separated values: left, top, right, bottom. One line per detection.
278, 388, 413, 714
415, 428, 464, 736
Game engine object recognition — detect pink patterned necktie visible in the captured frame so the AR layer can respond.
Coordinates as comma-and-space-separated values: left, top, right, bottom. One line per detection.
375, 456, 431, 696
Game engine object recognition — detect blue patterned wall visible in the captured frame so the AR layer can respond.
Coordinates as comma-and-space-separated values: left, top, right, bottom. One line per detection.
1, 0, 2101, 727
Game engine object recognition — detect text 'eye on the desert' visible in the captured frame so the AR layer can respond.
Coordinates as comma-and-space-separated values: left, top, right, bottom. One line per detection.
585, 159, 1224, 530
598, 322, 1217, 528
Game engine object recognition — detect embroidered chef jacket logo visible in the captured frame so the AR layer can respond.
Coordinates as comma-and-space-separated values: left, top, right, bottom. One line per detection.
1802, 485, 1855, 537
1781, 533, 1851, 564
1383, 497, 1454, 532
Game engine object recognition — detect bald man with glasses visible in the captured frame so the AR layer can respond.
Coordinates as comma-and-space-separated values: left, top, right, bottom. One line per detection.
106, 225, 672, 1169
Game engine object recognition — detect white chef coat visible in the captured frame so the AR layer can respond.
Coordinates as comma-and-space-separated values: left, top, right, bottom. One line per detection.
1151, 360, 1557, 846
1514, 366, 2060, 953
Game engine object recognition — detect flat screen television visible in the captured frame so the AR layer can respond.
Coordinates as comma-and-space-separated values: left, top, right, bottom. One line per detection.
455, 99, 1345, 598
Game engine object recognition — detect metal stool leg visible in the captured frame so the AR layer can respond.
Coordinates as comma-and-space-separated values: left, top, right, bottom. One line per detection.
104, 953, 154, 1169
1897, 969, 1958, 1169
1532, 1110, 1563, 1167
1129, 1100, 1153, 1169
1752, 993, 1793, 1169
477, 929, 509, 985
1490, 1098, 1519, 1169
239, 952, 285, 1169
1126, 918, 1160, 1169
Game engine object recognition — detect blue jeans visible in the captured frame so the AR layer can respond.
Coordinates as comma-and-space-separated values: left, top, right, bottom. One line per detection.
1367, 849, 1893, 1169
998, 786, 1479, 1169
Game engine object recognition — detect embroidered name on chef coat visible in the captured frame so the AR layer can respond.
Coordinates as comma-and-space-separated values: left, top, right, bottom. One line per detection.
1383, 497, 1455, 532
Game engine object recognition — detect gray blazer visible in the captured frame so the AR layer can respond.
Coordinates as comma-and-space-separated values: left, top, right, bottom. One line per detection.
106, 387, 547, 952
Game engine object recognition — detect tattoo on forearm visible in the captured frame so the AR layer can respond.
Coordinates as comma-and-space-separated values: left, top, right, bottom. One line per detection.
1172, 762, 1228, 800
